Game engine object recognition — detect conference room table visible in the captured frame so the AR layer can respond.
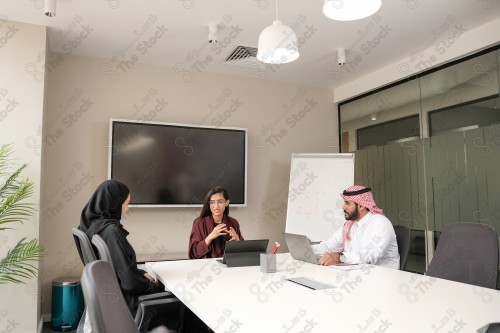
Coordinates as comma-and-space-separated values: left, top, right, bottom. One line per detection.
147, 254, 500, 333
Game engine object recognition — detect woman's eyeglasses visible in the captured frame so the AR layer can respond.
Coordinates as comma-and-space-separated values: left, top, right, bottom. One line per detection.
209, 200, 226, 207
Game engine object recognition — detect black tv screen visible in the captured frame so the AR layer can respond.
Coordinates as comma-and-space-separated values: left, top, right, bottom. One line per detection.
108, 119, 247, 207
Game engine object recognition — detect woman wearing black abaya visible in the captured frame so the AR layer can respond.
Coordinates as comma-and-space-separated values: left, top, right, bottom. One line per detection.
78, 179, 163, 314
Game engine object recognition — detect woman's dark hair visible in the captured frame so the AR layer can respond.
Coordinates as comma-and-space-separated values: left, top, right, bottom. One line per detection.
199, 186, 230, 217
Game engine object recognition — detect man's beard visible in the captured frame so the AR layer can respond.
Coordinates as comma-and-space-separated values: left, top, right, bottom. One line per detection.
344, 206, 360, 221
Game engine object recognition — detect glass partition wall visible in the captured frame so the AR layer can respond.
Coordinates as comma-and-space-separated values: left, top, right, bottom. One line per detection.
339, 47, 500, 274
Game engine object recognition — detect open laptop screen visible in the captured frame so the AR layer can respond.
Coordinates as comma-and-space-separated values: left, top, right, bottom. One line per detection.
284, 233, 319, 264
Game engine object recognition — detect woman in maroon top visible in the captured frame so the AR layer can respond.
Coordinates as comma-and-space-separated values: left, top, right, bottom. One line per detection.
188, 186, 244, 259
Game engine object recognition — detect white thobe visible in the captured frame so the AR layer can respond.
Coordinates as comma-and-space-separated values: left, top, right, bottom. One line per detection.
312, 212, 400, 269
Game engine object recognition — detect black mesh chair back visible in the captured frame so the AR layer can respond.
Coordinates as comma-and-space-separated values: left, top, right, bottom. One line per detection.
72, 227, 97, 265
72, 228, 99, 332
426, 222, 499, 289
72, 228, 97, 265
82, 260, 140, 333
91, 234, 115, 270
394, 225, 411, 270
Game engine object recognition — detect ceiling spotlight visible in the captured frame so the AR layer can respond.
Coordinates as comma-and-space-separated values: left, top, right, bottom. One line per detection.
44, 0, 56, 17
208, 22, 218, 44
257, 0, 299, 64
323, 0, 381, 21
371, 113, 377, 121
337, 47, 346, 66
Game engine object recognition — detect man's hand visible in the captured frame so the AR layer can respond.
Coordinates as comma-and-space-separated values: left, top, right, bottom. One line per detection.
318, 253, 341, 266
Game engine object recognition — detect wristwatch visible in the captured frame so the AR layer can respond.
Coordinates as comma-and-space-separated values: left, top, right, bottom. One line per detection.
339, 252, 346, 263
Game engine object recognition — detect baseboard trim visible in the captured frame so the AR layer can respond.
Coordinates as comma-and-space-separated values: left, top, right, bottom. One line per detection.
38, 314, 51, 333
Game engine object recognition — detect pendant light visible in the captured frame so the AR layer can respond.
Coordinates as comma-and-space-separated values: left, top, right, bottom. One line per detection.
323, 0, 382, 21
257, 0, 299, 64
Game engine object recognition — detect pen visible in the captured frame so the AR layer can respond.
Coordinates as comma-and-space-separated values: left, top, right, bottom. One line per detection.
271, 241, 280, 254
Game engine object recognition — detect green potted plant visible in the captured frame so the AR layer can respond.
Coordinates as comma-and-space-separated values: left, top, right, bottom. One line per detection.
0, 143, 45, 284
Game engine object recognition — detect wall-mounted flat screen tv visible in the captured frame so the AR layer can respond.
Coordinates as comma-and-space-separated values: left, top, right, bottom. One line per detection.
108, 119, 247, 207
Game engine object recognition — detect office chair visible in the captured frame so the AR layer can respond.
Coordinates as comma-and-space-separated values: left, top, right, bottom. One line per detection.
426, 222, 499, 289
81, 260, 176, 333
91, 235, 181, 333
90, 234, 115, 270
72, 228, 98, 333
72, 228, 97, 265
393, 225, 411, 270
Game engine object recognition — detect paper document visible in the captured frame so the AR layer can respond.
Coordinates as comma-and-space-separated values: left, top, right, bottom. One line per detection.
328, 264, 366, 271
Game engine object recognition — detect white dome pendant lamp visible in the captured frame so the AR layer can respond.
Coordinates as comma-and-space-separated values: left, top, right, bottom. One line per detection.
257, 0, 299, 64
323, 0, 382, 21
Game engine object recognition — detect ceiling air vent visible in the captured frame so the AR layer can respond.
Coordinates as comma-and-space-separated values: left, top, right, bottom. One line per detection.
223, 45, 258, 67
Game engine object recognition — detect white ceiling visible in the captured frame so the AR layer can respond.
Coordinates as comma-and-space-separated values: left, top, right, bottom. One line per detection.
1, 0, 500, 89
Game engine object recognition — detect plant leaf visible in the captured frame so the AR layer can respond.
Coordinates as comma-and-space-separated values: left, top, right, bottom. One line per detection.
0, 148, 36, 228
0, 144, 45, 285
0, 238, 45, 284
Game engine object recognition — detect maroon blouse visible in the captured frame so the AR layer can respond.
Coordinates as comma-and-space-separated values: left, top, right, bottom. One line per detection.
188, 215, 244, 259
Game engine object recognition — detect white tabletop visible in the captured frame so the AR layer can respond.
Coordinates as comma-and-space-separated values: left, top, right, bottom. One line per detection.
147, 254, 500, 333
136, 251, 188, 263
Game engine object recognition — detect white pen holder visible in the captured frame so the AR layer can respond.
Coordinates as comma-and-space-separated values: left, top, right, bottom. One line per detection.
260, 253, 276, 273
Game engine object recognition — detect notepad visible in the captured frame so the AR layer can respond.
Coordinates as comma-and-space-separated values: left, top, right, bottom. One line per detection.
286, 277, 334, 290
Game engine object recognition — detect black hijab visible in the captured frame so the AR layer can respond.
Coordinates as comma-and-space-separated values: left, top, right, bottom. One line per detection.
79, 179, 130, 240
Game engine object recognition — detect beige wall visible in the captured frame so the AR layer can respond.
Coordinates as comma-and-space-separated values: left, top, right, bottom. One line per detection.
39, 53, 337, 314
0, 21, 46, 332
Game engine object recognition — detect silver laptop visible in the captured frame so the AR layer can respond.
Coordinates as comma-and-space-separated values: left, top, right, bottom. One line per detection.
284, 233, 321, 264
